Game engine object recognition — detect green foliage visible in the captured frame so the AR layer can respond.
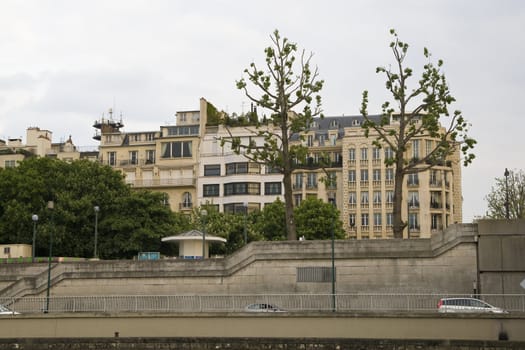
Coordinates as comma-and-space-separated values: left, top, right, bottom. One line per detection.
360, 29, 477, 238
294, 198, 345, 240
254, 199, 287, 241
224, 29, 324, 241
485, 169, 525, 219
206, 101, 222, 126
0, 157, 189, 259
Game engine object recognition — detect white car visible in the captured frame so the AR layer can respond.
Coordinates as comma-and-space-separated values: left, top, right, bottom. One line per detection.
437, 297, 507, 314
0, 304, 20, 315
244, 303, 286, 312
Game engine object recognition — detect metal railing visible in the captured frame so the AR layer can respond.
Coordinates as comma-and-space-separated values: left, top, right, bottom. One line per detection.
1, 294, 524, 314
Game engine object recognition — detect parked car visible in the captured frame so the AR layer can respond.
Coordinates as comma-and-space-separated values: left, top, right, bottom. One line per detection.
244, 303, 286, 312
437, 297, 507, 314
0, 304, 20, 315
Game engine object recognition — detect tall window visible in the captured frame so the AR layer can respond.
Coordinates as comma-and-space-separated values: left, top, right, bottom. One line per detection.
182, 192, 192, 209
264, 182, 282, 195
294, 194, 302, 206
161, 141, 192, 158
306, 173, 317, 188
348, 170, 356, 183
409, 213, 419, 230
294, 173, 303, 189
385, 168, 394, 181
146, 150, 155, 164
384, 147, 393, 160
108, 152, 116, 166
348, 148, 356, 161
426, 140, 433, 156
129, 151, 138, 165
327, 172, 337, 189
360, 169, 369, 182
372, 147, 381, 160
412, 140, 420, 159
386, 190, 394, 204
373, 191, 381, 204
361, 213, 369, 227
204, 164, 221, 176
360, 147, 368, 160
361, 191, 369, 206
408, 191, 419, 208
348, 192, 357, 205
374, 213, 382, 227
408, 173, 419, 186
386, 213, 393, 226
373, 169, 381, 181
307, 134, 314, 146
349, 214, 356, 228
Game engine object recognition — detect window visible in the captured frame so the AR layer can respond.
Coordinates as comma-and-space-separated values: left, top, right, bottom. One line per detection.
373, 191, 381, 204
348, 170, 356, 183
294, 173, 303, 189
307, 134, 314, 147
374, 213, 382, 226
226, 162, 248, 175
360, 169, 369, 182
385, 168, 394, 182
409, 213, 419, 230
386, 190, 394, 204
330, 134, 337, 146
224, 182, 260, 196
161, 141, 192, 158
330, 120, 339, 128
408, 191, 419, 208
146, 133, 155, 141
306, 173, 317, 188
166, 125, 199, 136
349, 214, 356, 228
412, 140, 420, 159
327, 172, 337, 189
431, 191, 442, 208
361, 213, 369, 227
360, 147, 368, 160
204, 164, 221, 176
372, 147, 381, 160
146, 150, 155, 164
408, 173, 419, 186
386, 213, 393, 226
4, 160, 16, 168
361, 191, 369, 205
108, 152, 116, 166
203, 184, 220, 197
318, 134, 325, 146
348, 192, 357, 205
3, 247, 10, 255
294, 194, 302, 206
373, 169, 381, 181
265, 182, 282, 195
426, 140, 433, 156
182, 192, 192, 209
352, 119, 360, 126
384, 147, 393, 160
431, 214, 442, 230
348, 148, 356, 161
129, 151, 138, 165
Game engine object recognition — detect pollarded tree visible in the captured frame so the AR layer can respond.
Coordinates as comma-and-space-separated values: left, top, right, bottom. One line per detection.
485, 169, 525, 219
360, 29, 476, 238
223, 29, 324, 241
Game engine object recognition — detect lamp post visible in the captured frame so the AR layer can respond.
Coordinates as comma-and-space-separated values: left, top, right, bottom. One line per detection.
45, 200, 54, 313
31, 214, 38, 262
329, 197, 336, 312
93, 206, 100, 259
201, 209, 208, 259
504, 168, 510, 219
243, 202, 248, 245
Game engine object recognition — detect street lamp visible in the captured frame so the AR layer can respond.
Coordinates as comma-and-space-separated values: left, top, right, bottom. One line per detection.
329, 197, 336, 312
201, 209, 208, 259
504, 168, 510, 219
45, 200, 54, 313
243, 202, 248, 245
31, 214, 38, 262
93, 206, 100, 259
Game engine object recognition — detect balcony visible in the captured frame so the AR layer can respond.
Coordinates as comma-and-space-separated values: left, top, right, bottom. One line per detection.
429, 180, 442, 188
128, 178, 195, 188
293, 183, 303, 190
407, 180, 419, 187
372, 180, 381, 188
408, 200, 420, 209
430, 202, 442, 209
179, 202, 193, 210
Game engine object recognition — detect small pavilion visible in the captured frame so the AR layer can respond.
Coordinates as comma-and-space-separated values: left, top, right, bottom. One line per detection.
161, 229, 226, 259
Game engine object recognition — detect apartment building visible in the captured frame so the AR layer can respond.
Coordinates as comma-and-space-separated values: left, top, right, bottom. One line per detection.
296, 115, 461, 239
0, 127, 90, 168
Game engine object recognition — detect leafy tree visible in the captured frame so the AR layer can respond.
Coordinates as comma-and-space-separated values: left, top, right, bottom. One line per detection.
223, 29, 324, 241
0, 157, 189, 259
294, 198, 345, 240
360, 29, 476, 238
254, 198, 287, 241
485, 169, 525, 219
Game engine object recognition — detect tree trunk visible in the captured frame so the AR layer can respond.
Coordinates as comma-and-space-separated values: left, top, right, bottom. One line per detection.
282, 169, 297, 241
393, 165, 406, 239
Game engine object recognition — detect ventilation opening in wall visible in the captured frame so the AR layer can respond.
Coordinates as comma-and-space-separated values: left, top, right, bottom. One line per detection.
297, 267, 335, 283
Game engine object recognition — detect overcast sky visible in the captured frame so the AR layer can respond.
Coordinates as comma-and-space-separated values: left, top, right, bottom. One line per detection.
1, 0, 523, 222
